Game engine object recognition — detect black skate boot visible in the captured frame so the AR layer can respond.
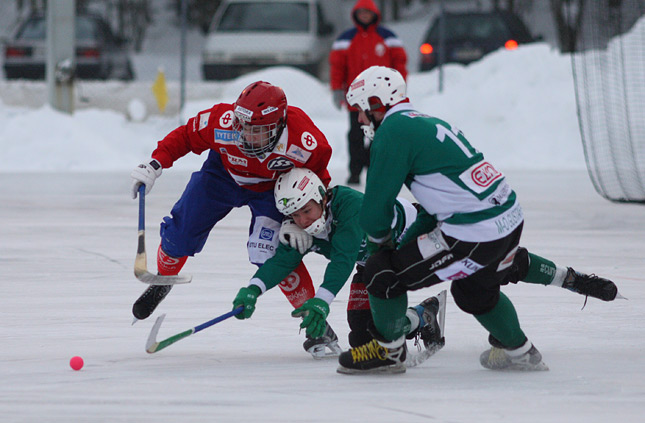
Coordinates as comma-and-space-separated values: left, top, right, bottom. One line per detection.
337, 336, 407, 374
404, 290, 447, 366
480, 336, 548, 371
303, 322, 343, 359
562, 268, 618, 301
132, 284, 173, 320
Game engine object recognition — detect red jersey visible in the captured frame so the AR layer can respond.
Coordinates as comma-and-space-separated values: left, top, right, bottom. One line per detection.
329, 0, 407, 111
151, 104, 332, 192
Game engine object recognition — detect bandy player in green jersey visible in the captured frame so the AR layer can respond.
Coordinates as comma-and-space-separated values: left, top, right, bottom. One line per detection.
230, 168, 618, 362
231, 168, 447, 362
337, 66, 621, 374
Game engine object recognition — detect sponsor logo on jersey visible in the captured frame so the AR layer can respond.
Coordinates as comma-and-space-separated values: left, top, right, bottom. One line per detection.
199, 112, 210, 130
259, 227, 275, 241
286, 145, 311, 163
301, 132, 318, 150
219, 110, 235, 128
459, 161, 503, 194
488, 182, 511, 206
418, 230, 449, 259
402, 111, 430, 119
219, 147, 227, 154
214, 129, 238, 144
435, 258, 483, 280
267, 157, 295, 171
297, 176, 310, 191
279, 272, 301, 292
275, 143, 286, 153
428, 253, 454, 272
226, 154, 248, 167
494, 202, 523, 234
351, 79, 365, 90
262, 106, 279, 115
234, 105, 253, 122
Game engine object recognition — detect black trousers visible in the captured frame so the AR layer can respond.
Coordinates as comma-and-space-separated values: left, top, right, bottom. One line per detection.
347, 111, 370, 178
364, 224, 524, 316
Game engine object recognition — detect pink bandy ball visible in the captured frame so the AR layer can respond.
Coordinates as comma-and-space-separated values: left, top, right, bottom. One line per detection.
70, 356, 84, 371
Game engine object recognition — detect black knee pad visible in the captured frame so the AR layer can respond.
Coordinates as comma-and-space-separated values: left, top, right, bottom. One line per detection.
450, 280, 500, 315
505, 247, 529, 285
364, 249, 406, 299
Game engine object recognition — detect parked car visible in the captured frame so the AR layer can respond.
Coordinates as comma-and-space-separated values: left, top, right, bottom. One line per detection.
3, 13, 135, 81
419, 10, 538, 71
201, 0, 334, 80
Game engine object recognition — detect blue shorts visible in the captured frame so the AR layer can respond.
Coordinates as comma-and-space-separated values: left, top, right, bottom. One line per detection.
160, 151, 283, 265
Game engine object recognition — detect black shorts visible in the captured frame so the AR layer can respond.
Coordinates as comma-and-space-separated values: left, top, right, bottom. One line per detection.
365, 223, 523, 315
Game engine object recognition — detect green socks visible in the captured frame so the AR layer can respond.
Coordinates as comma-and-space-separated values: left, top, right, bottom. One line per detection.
369, 294, 411, 341
524, 252, 568, 287
474, 291, 526, 349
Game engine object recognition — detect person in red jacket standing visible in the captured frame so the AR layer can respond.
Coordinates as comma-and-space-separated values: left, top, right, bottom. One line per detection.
329, 0, 407, 185
129, 81, 338, 357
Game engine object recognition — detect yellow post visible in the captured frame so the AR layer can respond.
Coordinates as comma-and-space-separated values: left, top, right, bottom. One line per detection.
152, 68, 169, 113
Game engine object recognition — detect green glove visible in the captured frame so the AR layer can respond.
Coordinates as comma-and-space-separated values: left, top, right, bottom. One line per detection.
291, 298, 330, 338
233, 285, 262, 319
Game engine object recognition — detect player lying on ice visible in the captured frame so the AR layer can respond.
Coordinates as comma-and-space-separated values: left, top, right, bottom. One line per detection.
336, 66, 622, 374
231, 167, 448, 362
130, 81, 339, 357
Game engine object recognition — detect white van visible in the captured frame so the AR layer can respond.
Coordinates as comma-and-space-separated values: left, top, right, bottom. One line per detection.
201, 0, 335, 80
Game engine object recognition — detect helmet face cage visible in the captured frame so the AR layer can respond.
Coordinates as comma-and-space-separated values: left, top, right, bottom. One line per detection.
345, 66, 407, 113
232, 81, 287, 158
275, 168, 326, 221
232, 114, 281, 158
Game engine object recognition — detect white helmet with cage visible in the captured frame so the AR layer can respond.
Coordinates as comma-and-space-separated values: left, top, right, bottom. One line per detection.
345, 65, 407, 112
274, 168, 328, 236
345, 66, 406, 140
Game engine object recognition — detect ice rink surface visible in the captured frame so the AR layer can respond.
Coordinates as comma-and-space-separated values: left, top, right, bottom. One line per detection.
1, 169, 644, 422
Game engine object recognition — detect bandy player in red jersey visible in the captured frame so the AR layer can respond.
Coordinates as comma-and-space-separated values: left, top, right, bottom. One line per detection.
130, 81, 336, 357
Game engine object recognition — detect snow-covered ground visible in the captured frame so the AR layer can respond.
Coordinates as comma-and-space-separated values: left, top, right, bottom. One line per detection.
1, 2, 644, 422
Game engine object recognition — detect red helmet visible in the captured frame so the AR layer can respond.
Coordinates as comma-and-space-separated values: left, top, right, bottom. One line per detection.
232, 81, 288, 158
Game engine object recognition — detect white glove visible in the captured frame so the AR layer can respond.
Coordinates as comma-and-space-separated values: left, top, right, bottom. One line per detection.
279, 218, 313, 254
131, 159, 162, 199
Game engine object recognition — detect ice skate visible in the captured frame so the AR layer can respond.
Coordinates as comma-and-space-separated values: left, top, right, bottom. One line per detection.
405, 290, 447, 366
132, 284, 173, 320
480, 338, 548, 371
562, 267, 619, 301
303, 323, 343, 359
337, 336, 406, 374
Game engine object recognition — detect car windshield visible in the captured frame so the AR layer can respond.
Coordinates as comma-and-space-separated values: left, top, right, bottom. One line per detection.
16, 16, 101, 41
427, 14, 511, 42
217, 2, 310, 32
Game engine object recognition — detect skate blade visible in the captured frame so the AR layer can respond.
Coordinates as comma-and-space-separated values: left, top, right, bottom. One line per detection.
405, 339, 445, 367
308, 342, 343, 359
336, 363, 406, 375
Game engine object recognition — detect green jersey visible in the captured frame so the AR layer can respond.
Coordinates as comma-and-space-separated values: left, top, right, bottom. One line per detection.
250, 185, 414, 304
361, 103, 523, 243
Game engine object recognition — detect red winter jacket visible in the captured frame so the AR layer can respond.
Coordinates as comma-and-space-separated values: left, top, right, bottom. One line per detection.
329, 0, 407, 110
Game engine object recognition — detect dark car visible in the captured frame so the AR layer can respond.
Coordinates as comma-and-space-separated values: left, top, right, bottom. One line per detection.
419, 10, 537, 71
3, 14, 135, 80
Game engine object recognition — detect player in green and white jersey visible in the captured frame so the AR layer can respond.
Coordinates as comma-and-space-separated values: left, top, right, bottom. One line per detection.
230, 166, 618, 363
336, 66, 620, 374
231, 168, 447, 360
